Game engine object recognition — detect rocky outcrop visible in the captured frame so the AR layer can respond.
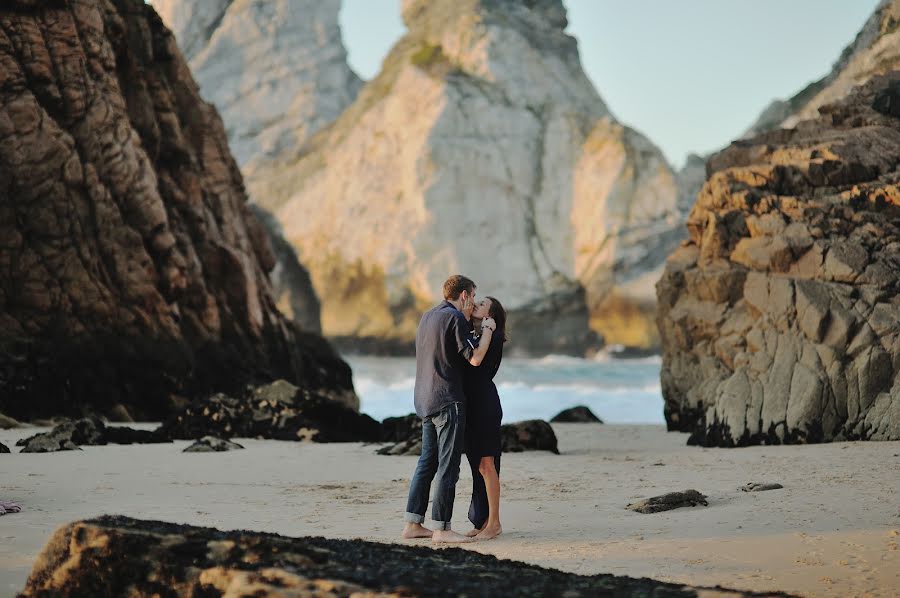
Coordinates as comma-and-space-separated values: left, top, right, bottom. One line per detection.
152, 0, 362, 172
249, 0, 684, 353
501, 419, 560, 453
626, 490, 708, 514
0, 0, 355, 420
0, 442, 9, 454
745, 0, 900, 137
183, 436, 244, 452
21, 516, 777, 597
657, 74, 900, 446
550, 406, 603, 423
160, 380, 378, 442
16, 417, 170, 453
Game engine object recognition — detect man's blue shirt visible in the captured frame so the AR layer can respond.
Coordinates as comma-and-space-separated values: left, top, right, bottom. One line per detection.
413, 301, 476, 417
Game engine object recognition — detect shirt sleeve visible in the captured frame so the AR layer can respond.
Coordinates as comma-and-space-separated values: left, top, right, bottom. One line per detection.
451, 314, 475, 361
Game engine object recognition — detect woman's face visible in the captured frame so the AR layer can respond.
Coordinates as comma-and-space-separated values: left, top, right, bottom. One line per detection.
473, 298, 492, 320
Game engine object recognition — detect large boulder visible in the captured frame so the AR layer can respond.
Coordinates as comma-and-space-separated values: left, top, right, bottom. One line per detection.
20, 516, 769, 597
657, 74, 900, 446
16, 417, 170, 453
501, 419, 560, 454
0, 0, 355, 420
550, 406, 603, 423
246, 0, 687, 353
160, 380, 379, 442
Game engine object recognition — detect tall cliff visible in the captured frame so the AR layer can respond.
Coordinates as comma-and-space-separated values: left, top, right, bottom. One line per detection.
247, 0, 683, 353
746, 0, 900, 137
657, 74, 900, 446
0, 0, 356, 420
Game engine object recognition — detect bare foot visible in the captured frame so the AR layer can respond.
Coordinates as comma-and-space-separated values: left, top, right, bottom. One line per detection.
432, 530, 474, 544
401, 523, 433, 539
475, 524, 502, 540
464, 528, 482, 537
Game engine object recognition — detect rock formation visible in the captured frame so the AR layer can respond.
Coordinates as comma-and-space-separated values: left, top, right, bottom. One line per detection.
151, 0, 362, 172
745, 0, 900, 137
550, 405, 603, 423
21, 516, 774, 597
16, 417, 170, 453
0, 0, 355, 420
657, 74, 900, 446
246, 0, 685, 353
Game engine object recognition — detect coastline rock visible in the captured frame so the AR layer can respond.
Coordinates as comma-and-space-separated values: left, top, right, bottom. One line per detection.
16, 418, 170, 453
0, 0, 355, 420
0, 412, 20, 429
381, 413, 421, 443
250, 0, 685, 353
501, 420, 560, 454
21, 516, 774, 597
626, 490, 709, 514
551, 406, 604, 423
153, 0, 362, 172
183, 436, 244, 452
745, 0, 900, 136
657, 74, 900, 446
160, 382, 379, 442
0, 442, 9, 453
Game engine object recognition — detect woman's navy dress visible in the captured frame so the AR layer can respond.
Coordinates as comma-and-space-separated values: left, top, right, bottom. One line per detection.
464, 331, 503, 528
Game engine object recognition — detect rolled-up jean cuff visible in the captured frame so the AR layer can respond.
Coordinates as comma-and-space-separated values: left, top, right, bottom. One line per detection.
404, 512, 425, 524
431, 520, 451, 531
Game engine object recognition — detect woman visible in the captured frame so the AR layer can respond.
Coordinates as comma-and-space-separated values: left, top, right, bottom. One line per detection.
464, 296, 507, 540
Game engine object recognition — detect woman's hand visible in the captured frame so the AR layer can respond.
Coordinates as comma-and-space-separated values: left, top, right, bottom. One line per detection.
481, 317, 496, 332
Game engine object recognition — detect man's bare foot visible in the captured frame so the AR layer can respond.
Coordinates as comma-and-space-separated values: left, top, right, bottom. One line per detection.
401, 523, 433, 539
475, 524, 502, 540
464, 528, 482, 537
432, 529, 474, 544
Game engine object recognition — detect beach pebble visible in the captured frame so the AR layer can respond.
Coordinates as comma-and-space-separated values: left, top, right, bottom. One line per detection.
183, 436, 245, 452
739, 482, 784, 492
626, 489, 708, 514
550, 406, 603, 423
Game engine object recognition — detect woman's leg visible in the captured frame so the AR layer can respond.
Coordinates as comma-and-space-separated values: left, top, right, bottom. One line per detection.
475, 455, 502, 539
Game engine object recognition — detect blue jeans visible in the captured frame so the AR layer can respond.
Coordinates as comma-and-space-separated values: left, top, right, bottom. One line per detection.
404, 402, 465, 530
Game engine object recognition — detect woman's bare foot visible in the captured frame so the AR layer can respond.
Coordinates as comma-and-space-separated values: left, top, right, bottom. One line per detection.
475, 524, 502, 540
432, 530, 474, 544
464, 527, 482, 537
401, 523, 433, 539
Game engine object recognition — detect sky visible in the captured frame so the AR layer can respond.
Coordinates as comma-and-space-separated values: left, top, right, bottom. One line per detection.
340, 0, 881, 168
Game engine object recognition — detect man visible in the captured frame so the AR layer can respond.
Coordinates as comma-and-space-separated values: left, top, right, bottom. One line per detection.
401, 274, 477, 543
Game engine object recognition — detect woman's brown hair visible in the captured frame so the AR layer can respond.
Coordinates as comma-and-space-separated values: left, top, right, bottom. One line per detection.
485, 296, 507, 342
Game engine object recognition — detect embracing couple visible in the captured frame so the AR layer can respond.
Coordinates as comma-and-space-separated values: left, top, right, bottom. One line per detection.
400, 274, 507, 543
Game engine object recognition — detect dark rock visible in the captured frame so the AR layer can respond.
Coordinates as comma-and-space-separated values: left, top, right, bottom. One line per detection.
657, 74, 900, 446
20, 516, 789, 597
873, 81, 900, 118
160, 382, 381, 443
501, 420, 560, 454
17, 418, 170, 453
0, 442, 9, 454
381, 413, 421, 443
740, 482, 784, 492
0, 0, 354, 422
0, 412, 20, 429
626, 490, 709, 514
551, 406, 603, 423
183, 436, 244, 452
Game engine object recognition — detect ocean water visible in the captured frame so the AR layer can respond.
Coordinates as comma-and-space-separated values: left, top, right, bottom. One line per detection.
345, 352, 665, 424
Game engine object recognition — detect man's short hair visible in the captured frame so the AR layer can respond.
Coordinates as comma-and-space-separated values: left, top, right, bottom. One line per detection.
443, 275, 476, 300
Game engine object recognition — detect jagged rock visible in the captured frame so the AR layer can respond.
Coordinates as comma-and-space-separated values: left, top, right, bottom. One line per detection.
153, 0, 362, 172
657, 74, 900, 446
550, 406, 604, 423
183, 436, 244, 452
21, 516, 776, 597
626, 490, 709, 514
745, 0, 900, 136
248, 0, 686, 353
381, 413, 421, 443
16, 417, 171, 453
501, 420, 560, 454
160, 382, 379, 442
0, 0, 355, 421
0, 442, 9, 454
740, 482, 784, 492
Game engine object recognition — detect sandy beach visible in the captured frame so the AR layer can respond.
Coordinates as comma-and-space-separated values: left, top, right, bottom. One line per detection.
1, 423, 898, 597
